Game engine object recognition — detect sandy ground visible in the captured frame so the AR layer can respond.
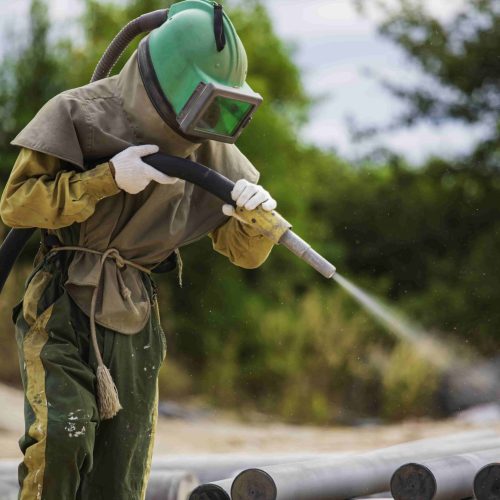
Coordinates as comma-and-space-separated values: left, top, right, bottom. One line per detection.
1, 383, 498, 461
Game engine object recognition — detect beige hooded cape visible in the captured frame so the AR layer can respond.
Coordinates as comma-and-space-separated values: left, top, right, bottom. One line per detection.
11, 52, 259, 334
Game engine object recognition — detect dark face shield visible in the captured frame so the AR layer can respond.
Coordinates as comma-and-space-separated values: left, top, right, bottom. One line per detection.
177, 83, 262, 143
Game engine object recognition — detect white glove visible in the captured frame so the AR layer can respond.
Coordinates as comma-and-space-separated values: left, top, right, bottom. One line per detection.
222, 179, 277, 217
110, 145, 178, 195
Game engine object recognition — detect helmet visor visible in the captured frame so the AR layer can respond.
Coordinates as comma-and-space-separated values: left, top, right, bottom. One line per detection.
178, 82, 262, 143
195, 96, 254, 139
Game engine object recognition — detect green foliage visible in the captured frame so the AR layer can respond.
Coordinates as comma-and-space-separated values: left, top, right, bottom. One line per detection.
231, 1, 310, 124
377, 0, 499, 124
382, 343, 439, 420
0, 0, 67, 181
357, 0, 500, 167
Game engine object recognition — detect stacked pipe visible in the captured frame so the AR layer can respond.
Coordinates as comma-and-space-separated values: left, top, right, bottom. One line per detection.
0, 453, 344, 500
190, 431, 500, 500
390, 448, 500, 500
1, 432, 500, 499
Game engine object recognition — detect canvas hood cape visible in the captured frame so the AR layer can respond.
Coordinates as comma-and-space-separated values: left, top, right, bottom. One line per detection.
11, 50, 259, 334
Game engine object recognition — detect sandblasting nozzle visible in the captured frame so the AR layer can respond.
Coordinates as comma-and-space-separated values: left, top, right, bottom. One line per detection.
279, 230, 337, 279
229, 206, 336, 279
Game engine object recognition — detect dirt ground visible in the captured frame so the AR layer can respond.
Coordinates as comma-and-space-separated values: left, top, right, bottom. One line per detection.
0, 383, 497, 461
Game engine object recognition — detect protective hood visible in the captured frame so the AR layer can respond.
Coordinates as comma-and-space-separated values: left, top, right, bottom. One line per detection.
11, 52, 259, 334
12, 52, 201, 165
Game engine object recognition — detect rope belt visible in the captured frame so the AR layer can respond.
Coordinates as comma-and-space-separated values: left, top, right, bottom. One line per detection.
48, 246, 152, 420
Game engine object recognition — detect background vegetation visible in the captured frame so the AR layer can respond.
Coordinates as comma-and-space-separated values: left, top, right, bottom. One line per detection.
0, 0, 498, 423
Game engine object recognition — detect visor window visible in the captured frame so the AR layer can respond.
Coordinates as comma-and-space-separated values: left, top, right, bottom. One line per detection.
195, 96, 254, 138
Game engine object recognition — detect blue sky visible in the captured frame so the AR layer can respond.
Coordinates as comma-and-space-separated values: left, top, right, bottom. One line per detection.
1, 0, 485, 164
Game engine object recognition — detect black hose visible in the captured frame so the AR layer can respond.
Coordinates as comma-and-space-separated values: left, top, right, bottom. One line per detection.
0, 228, 36, 292
144, 153, 235, 204
90, 9, 168, 83
0, 154, 236, 294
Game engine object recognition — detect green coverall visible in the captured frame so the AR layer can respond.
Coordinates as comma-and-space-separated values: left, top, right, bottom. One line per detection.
0, 148, 275, 499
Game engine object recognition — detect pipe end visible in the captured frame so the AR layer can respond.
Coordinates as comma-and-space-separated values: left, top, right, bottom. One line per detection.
231, 468, 277, 500
391, 463, 436, 500
474, 463, 500, 500
189, 484, 231, 500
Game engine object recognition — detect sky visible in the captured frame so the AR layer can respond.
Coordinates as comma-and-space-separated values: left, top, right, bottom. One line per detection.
0, 0, 484, 164
265, 0, 484, 164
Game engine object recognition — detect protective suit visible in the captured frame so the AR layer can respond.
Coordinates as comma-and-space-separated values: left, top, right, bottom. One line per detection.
0, 2, 276, 498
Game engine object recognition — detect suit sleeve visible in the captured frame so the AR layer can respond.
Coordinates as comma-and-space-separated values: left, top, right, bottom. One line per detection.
0, 148, 120, 229
209, 217, 275, 269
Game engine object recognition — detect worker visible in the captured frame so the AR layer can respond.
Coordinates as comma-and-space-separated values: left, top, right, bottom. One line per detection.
0, 1, 277, 498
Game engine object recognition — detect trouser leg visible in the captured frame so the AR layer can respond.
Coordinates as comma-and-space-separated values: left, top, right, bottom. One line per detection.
77, 297, 166, 500
16, 292, 98, 500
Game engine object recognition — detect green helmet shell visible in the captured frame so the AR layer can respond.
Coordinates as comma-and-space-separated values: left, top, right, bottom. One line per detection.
148, 0, 250, 115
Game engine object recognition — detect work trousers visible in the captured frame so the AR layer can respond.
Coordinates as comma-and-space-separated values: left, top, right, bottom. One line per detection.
13, 253, 166, 499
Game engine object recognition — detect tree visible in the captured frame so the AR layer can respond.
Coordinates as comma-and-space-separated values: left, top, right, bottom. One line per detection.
356, 0, 500, 168
0, 0, 67, 181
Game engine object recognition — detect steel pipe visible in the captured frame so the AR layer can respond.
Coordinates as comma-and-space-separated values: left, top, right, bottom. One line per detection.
189, 431, 496, 500
0, 455, 342, 500
391, 448, 500, 500
0, 475, 17, 500
230, 433, 500, 500
151, 454, 343, 484
353, 495, 392, 499
474, 462, 500, 500
146, 470, 199, 500
185, 455, 348, 500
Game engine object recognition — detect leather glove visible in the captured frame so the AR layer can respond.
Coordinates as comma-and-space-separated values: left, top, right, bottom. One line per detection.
222, 179, 277, 217
110, 145, 177, 194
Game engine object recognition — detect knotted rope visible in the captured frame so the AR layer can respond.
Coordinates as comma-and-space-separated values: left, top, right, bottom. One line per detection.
49, 246, 151, 420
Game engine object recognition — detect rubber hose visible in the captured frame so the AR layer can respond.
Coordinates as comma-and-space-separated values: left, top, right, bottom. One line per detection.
144, 153, 235, 204
0, 228, 35, 292
91, 9, 168, 83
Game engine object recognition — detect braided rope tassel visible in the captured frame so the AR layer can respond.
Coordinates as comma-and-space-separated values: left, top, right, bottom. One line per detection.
91, 250, 123, 419
96, 365, 122, 420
